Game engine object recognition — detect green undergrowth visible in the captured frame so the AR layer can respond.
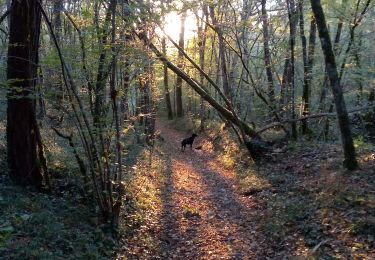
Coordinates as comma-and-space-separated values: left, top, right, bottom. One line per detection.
0, 120, 145, 259
0, 176, 118, 259
0, 123, 120, 258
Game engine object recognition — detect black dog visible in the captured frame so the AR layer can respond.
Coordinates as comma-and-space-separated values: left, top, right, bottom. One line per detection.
181, 133, 198, 151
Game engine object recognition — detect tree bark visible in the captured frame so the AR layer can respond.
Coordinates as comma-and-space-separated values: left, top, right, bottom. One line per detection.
6, 0, 10, 26
321, 0, 371, 138
209, 4, 232, 101
310, 0, 358, 170
280, 57, 290, 114
287, 0, 298, 139
300, 3, 317, 134
261, 0, 275, 114
109, 0, 123, 185
7, 0, 44, 187
176, 11, 186, 117
53, 0, 63, 42
197, 6, 209, 131
162, 36, 173, 120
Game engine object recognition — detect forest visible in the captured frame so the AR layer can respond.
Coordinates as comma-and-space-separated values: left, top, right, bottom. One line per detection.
0, 0, 374, 258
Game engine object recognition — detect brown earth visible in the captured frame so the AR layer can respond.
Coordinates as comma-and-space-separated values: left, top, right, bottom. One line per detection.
156, 122, 266, 259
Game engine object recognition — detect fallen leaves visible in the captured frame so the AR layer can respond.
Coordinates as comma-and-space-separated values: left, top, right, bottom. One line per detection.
118, 121, 375, 259
118, 121, 266, 259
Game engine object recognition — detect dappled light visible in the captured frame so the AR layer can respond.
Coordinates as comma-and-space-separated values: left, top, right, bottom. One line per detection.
114, 122, 375, 258
0, 0, 374, 258
118, 121, 265, 258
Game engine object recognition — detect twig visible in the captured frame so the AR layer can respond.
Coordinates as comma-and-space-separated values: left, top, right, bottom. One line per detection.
311, 239, 331, 254
63, 10, 94, 113
0, 9, 10, 25
51, 127, 88, 186
39, 4, 106, 213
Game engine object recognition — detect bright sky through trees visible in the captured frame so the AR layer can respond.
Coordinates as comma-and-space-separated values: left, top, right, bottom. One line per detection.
159, 11, 197, 42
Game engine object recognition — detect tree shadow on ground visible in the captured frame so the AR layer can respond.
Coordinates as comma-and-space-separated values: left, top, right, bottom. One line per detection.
158, 142, 267, 259
239, 144, 375, 258
159, 151, 203, 259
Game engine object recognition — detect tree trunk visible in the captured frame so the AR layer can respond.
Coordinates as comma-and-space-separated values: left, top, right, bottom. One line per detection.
109, 0, 122, 184
261, 0, 275, 115
287, 0, 298, 139
354, 35, 363, 106
310, 0, 358, 170
6, 0, 11, 26
197, 6, 208, 131
162, 37, 173, 120
94, 5, 112, 126
7, 0, 44, 187
121, 60, 130, 121
209, 4, 232, 101
319, 2, 345, 139
138, 79, 145, 125
176, 11, 186, 118
280, 57, 290, 116
321, 0, 370, 138
53, 0, 63, 42
142, 71, 155, 146
300, 3, 317, 134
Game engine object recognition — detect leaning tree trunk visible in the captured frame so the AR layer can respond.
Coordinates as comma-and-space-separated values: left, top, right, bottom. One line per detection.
320, 1, 345, 139
137, 31, 257, 137
310, 0, 358, 170
7, 0, 44, 187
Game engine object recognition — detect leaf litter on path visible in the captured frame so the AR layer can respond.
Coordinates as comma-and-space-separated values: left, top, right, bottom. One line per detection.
118, 120, 375, 259
119, 120, 269, 259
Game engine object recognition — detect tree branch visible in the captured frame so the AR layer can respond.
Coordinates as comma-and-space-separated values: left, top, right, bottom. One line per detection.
256, 105, 374, 135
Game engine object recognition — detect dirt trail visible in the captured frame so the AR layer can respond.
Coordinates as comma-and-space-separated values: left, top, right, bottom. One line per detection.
157, 122, 266, 259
